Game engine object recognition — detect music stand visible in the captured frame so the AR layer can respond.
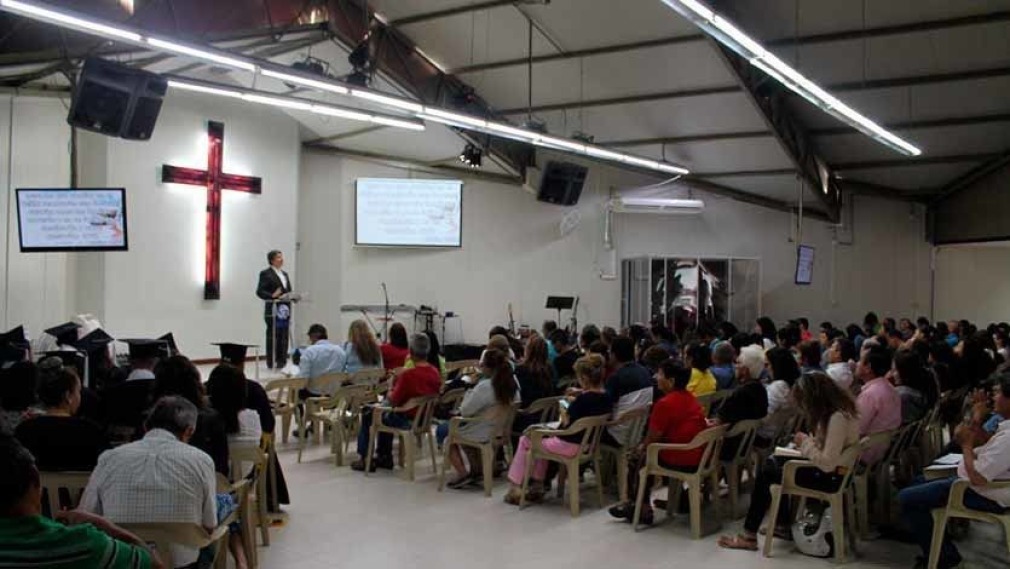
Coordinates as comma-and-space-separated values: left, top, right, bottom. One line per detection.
545, 296, 575, 326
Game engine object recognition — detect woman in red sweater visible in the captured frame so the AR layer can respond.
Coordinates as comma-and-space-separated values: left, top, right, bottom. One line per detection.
380, 323, 410, 371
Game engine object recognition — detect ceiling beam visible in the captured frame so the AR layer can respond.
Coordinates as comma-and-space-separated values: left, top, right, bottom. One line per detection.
497, 65, 1010, 115
450, 10, 1010, 75
303, 143, 523, 185
680, 177, 832, 222
838, 179, 932, 203
696, 153, 999, 178
599, 112, 1010, 148
930, 150, 1010, 204
706, 35, 839, 220
387, 0, 518, 27
0, 22, 331, 67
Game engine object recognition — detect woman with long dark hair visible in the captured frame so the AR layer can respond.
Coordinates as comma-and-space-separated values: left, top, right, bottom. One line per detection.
153, 355, 230, 475
755, 317, 777, 350
720, 372, 860, 551
206, 365, 262, 446
380, 323, 410, 371
757, 347, 802, 443
513, 336, 556, 435
439, 349, 519, 488
891, 350, 939, 424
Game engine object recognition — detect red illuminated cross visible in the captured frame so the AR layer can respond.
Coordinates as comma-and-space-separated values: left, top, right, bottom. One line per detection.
161, 121, 261, 300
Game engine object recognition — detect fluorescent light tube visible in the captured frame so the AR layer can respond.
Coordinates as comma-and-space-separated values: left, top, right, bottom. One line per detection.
261, 69, 348, 94
622, 155, 661, 170
655, 162, 691, 175
351, 89, 423, 113
310, 105, 372, 121
167, 80, 242, 98
147, 37, 256, 71
419, 107, 488, 128
536, 135, 587, 153
241, 93, 312, 111
585, 146, 628, 161
622, 197, 704, 208
0, 0, 142, 41
661, 0, 922, 157
486, 121, 540, 141
370, 116, 426, 131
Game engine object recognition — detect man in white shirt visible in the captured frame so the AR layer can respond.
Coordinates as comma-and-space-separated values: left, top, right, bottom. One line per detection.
80, 396, 217, 568
898, 374, 1010, 569
298, 324, 346, 397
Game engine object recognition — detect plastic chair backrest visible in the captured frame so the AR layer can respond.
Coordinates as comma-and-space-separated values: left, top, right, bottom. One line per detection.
325, 383, 373, 413
694, 424, 730, 477
522, 395, 563, 424
610, 405, 651, 449
725, 419, 763, 463
859, 428, 897, 469
348, 368, 385, 386
264, 378, 305, 408
566, 414, 610, 460
39, 471, 90, 517
405, 395, 439, 435
439, 387, 467, 411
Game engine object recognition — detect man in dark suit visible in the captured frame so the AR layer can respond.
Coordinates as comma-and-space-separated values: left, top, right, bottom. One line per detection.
256, 250, 292, 369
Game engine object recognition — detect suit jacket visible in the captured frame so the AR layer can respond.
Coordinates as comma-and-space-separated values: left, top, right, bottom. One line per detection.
257, 267, 292, 317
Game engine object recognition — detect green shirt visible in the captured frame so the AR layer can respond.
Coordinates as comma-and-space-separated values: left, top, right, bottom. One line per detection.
0, 516, 151, 569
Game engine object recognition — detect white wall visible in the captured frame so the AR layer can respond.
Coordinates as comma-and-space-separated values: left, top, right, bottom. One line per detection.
83, 91, 301, 359
0, 91, 300, 359
934, 243, 1010, 324
0, 95, 74, 338
297, 149, 932, 345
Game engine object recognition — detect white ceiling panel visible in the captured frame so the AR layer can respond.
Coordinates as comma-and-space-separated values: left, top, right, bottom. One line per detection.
817, 123, 1010, 164
619, 138, 794, 176
702, 174, 812, 204
519, 0, 698, 50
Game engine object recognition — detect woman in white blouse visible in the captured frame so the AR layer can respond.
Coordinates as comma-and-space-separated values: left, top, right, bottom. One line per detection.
207, 365, 262, 447
757, 347, 802, 443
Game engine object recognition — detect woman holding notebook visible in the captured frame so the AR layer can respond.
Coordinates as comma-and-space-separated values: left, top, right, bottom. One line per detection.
719, 371, 860, 551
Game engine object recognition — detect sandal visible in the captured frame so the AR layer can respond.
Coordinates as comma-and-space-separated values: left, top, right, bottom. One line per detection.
718, 534, 759, 551
503, 488, 522, 505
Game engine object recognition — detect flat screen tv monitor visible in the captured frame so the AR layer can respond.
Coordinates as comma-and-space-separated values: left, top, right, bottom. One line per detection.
355, 178, 462, 248
16, 188, 128, 252
795, 245, 815, 285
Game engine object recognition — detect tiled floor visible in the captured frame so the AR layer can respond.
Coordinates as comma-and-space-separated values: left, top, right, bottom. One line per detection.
254, 435, 1008, 569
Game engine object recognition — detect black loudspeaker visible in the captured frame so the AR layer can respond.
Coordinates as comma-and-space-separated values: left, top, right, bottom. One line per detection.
537, 161, 588, 206
68, 58, 168, 141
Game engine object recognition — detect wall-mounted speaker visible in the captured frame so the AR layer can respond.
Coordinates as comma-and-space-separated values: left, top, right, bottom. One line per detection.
537, 161, 588, 206
68, 58, 168, 141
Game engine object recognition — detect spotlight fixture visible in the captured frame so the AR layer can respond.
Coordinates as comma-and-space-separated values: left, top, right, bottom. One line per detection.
458, 143, 482, 169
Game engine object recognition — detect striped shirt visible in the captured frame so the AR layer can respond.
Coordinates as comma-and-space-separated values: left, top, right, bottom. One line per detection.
79, 429, 216, 567
0, 515, 151, 568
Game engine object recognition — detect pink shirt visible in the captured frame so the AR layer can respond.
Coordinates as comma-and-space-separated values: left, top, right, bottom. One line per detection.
856, 376, 902, 463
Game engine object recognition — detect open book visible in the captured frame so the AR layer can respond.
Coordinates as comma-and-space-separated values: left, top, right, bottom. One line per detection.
773, 446, 804, 459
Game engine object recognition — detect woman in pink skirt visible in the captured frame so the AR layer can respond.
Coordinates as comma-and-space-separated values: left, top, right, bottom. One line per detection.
504, 353, 614, 504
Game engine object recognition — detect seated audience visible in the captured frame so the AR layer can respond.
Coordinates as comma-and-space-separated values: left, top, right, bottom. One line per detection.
342, 320, 383, 374
710, 342, 736, 391
504, 354, 613, 504
719, 372, 859, 551
899, 373, 1010, 569
684, 342, 717, 396
650, 324, 679, 354
0, 434, 162, 569
798, 340, 823, 373
438, 349, 519, 488
715, 344, 769, 460
777, 323, 802, 352
890, 350, 939, 424
514, 336, 556, 433
550, 329, 579, 383
380, 323, 410, 371
639, 345, 670, 373
754, 317, 777, 350
352, 334, 441, 472
608, 360, 707, 525
153, 356, 230, 476
798, 317, 813, 343
825, 337, 857, 390
14, 367, 108, 471
542, 321, 559, 363
601, 337, 654, 447
488, 326, 522, 360
757, 347, 802, 442
80, 397, 217, 569
601, 326, 618, 348
0, 361, 38, 435
298, 324, 346, 396
403, 330, 446, 375
580, 324, 602, 352
856, 344, 902, 462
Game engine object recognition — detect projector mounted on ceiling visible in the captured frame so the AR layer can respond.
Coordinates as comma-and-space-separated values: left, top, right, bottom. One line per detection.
609, 196, 705, 215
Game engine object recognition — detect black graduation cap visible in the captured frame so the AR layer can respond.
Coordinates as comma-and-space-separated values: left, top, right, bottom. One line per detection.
0, 325, 30, 367
73, 328, 115, 355
159, 333, 179, 357
44, 322, 81, 346
120, 338, 168, 360
213, 343, 256, 366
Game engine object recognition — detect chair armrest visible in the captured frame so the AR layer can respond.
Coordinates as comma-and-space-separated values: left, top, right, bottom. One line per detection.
948, 478, 1010, 508
528, 426, 575, 446
781, 459, 816, 484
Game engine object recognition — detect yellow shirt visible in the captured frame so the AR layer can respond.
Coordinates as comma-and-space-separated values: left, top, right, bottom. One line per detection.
687, 368, 717, 397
